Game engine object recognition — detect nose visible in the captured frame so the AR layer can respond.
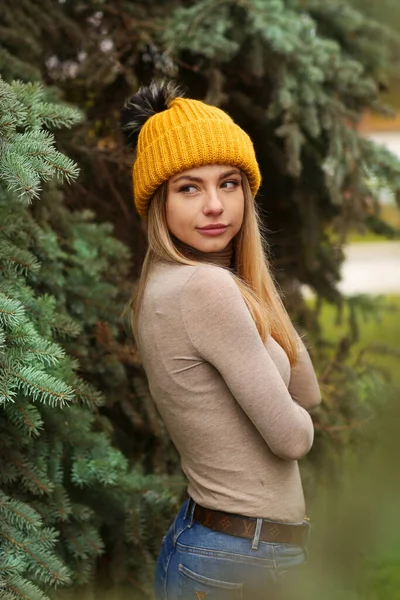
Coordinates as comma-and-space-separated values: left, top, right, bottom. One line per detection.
203, 188, 224, 215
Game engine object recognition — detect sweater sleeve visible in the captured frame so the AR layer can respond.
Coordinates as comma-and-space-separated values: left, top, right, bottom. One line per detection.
180, 266, 315, 461
289, 329, 322, 411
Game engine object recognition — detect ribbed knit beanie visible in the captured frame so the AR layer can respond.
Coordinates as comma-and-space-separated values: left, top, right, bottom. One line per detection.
120, 80, 262, 218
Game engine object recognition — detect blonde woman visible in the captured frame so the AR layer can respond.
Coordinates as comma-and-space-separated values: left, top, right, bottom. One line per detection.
121, 80, 321, 600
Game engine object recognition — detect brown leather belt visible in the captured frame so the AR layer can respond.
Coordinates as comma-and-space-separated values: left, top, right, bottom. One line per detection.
188, 498, 310, 546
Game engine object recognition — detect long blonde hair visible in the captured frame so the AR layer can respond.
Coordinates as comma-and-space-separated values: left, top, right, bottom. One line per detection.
128, 172, 299, 366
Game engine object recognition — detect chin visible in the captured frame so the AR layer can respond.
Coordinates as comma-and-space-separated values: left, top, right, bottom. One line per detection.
197, 239, 229, 253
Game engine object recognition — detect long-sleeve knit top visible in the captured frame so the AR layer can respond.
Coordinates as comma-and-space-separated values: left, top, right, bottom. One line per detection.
136, 241, 321, 523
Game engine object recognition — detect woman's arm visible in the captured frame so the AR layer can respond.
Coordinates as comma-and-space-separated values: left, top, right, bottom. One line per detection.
288, 329, 322, 411
180, 266, 315, 462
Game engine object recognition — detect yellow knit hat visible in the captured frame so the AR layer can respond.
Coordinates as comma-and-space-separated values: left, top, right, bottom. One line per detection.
121, 83, 262, 218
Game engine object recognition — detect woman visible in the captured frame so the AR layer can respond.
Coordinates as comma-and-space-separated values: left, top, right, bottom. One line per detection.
121, 80, 321, 600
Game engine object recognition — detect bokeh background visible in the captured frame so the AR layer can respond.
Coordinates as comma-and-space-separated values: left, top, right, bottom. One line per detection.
1, 1, 399, 599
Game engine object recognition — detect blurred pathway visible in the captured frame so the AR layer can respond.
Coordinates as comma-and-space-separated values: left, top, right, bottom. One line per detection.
302, 241, 400, 296
338, 241, 400, 295
329, 130, 400, 296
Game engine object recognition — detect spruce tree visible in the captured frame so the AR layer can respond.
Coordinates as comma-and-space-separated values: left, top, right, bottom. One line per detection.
0, 77, 176, 600
1, 0, 181, 476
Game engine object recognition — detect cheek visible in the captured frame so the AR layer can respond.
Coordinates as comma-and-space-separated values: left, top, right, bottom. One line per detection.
166, 195, 179, 225
166, 196, 193, 233
232, 192, 245, 228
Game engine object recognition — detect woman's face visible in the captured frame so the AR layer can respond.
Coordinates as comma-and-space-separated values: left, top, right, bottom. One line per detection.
166, 164, 245, 253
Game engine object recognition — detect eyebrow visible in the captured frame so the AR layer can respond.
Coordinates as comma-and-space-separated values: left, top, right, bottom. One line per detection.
170, 169, 241, 184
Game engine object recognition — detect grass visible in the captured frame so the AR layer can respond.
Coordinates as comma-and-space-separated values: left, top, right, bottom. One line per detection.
310, 294, 400, 385
347, 230, 391, 243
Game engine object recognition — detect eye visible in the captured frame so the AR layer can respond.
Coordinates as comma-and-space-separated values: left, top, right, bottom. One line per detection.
221, 179, 240, 189
178, 184, 198, 193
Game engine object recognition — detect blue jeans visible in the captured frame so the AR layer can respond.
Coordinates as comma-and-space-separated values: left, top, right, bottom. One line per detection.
154, 498, 310, 600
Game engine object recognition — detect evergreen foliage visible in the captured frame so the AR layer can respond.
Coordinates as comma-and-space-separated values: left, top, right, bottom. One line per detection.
0, 76, 177, 600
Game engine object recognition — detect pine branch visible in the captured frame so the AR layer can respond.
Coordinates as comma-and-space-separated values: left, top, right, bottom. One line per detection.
0, 294, 26, 328
0, 240, 41, 277
3, 400, 44, 437
0, 76, 81, 202
0, 492, 43, 532
3, 360, 74, 407
34, 102, 83, 130
0, 151, 42, 203
1, 576, 51, 600
1, 524, 71, 587
0, 79, 27, 138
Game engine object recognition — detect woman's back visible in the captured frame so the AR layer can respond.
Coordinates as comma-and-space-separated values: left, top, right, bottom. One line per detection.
137, 258, 313, 523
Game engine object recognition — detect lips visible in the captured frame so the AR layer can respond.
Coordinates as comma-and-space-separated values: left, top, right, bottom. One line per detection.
196, 224, 228, 237
198, 224, 228, 230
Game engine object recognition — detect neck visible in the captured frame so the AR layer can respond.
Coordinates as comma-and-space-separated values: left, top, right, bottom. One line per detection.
171, 234, 234, 269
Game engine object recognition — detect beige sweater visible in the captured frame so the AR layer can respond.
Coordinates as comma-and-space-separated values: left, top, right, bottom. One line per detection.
137, 242, 321, 522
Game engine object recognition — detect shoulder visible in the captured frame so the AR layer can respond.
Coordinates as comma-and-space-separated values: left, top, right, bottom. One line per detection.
181, 265, 239, 300
178, 265, 260, 353
180, 265, 246, 322
147, 262, 243, 312
146, 262, 237, 300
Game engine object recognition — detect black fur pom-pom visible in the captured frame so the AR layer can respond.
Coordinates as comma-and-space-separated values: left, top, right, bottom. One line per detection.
120, 79, 184, 149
